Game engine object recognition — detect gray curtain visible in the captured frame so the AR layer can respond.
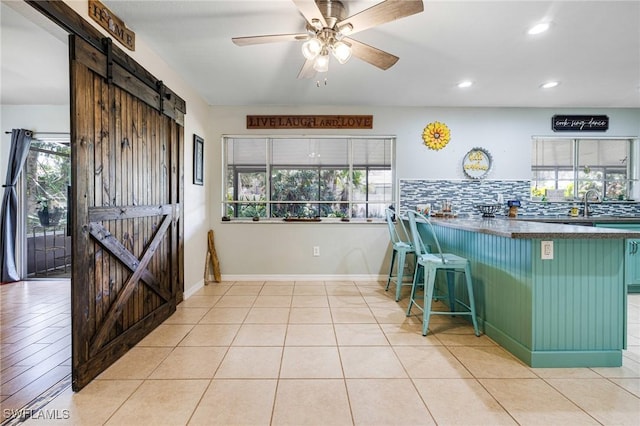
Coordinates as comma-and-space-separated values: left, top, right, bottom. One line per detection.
1, 129, 33, 283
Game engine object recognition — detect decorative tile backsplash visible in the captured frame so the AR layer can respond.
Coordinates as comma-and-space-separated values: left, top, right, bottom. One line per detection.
400, 179, 640, 218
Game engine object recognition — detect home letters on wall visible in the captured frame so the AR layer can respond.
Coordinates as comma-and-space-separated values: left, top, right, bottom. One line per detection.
552, 115, 609, 132
246, 115, 373, 129
88, 0, 135, 51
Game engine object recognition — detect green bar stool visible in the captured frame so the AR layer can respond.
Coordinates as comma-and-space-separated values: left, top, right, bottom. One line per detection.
384, 207, 416, 302
405, 210, 480, 336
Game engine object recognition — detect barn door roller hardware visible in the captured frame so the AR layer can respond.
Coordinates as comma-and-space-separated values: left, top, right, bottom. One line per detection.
102, 37, 113, 84
156, 81, 172, 116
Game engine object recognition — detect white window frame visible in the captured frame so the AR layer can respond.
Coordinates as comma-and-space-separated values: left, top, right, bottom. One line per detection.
531, 136, 639, 201
221, 135, 396, 220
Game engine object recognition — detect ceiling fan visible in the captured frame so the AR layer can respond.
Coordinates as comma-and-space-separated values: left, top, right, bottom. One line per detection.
232, 0, 424, 79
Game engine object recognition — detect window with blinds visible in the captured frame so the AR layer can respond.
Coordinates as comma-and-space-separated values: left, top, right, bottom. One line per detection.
223, 136, 394, 219
531, 137, 636, 201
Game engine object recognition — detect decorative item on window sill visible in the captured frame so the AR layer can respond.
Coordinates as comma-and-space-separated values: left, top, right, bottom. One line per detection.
422, 121, 451, 151
283, 217, 322, 222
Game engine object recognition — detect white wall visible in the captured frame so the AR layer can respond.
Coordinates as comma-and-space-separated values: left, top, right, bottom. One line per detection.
1, 105, 70, 183
209, 105, 640, 278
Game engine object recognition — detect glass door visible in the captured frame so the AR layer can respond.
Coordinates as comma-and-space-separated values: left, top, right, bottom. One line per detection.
23, 136, 71, 278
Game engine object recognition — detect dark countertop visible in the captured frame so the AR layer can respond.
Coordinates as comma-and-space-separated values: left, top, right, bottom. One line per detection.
512, 215, 640, 225
428, 217, 640, 239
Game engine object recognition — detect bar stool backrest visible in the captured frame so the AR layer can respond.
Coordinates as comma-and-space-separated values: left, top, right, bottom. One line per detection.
385, 207, 412, 246
406, 210, 447, 264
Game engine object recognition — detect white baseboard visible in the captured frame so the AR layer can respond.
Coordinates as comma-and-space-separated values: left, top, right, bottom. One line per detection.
220, 274, 386, 282
183, 275, 386, 300
183, 278, 204, 299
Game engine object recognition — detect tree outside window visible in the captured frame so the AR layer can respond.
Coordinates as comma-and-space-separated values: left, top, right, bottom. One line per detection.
224, 137, 394, 219
25, 138, 70, 232
531, 138, 635, 201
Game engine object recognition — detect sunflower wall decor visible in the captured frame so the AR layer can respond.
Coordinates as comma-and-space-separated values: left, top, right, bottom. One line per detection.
422, 121, 451, 151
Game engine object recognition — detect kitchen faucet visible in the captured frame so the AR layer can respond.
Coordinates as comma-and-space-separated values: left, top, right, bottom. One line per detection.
583, 189, 601, 217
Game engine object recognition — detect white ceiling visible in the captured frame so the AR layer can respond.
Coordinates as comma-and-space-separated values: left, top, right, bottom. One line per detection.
1, 1, 69, 105
2, 0, 640, 108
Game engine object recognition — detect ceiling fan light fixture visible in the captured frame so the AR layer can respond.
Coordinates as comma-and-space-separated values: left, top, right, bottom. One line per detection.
313, 52, 330, 73
302, 38, 323, 60
310, 18, 323, 31
331, 41, 352, 64
232, 0, 425, 79
337, 23, 353, 35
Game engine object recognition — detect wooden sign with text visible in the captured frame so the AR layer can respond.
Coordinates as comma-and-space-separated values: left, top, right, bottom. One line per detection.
89, 0, 135, 51
247, 115, 373, 129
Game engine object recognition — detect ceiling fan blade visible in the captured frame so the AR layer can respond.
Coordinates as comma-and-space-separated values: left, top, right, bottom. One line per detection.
345, 38, 399, 70
232, 33, 309, 46
297, 59, 317, 79
338, 0, 424, 35
292, 0, 327, 28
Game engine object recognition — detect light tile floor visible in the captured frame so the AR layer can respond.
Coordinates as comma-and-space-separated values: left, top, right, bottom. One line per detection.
17, 281, 640, 425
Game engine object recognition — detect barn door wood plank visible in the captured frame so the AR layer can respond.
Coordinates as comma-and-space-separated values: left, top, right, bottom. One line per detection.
88, 204, 173, 221
176, 127, 184, 303
113, 87, 125, 332
89, 214, 172, 355
96, 74, 110, 328
70, 42, 96, 391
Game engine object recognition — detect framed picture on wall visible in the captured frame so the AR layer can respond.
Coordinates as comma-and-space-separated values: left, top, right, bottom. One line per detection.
193, 134, 204, 185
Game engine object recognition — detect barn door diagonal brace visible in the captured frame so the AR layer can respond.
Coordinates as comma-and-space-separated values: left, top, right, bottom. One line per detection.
87, 221, 171, 302
89, 214, 172, 355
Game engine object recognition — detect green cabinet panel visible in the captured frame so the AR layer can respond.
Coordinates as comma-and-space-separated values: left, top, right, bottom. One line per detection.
627, 239, 640, 291
427, 223, 626, 367
595, 223, 640, 293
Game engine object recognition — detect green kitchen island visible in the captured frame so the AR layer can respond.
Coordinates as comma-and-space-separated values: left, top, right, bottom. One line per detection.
418, 218, 640, 368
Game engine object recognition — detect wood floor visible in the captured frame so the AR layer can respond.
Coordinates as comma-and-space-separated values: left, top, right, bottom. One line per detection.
0, 280, 71, 419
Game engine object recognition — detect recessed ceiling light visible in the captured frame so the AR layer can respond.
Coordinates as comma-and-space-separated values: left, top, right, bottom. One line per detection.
457, 81, 473, 88
528, 22, 551, 35
540, 81, 559, 89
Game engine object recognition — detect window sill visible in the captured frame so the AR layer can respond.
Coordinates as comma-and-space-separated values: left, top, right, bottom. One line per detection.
220, 218, 385, 225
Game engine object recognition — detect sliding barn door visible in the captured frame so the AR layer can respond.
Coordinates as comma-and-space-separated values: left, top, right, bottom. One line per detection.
69, 35, 184, 391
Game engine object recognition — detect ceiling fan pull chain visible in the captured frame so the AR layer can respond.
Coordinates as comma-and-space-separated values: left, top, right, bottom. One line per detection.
316, 77, 329, 88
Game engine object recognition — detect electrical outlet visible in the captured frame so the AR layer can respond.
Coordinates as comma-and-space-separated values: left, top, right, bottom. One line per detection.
313, 246, 320, 257
541, 241, 554, 260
